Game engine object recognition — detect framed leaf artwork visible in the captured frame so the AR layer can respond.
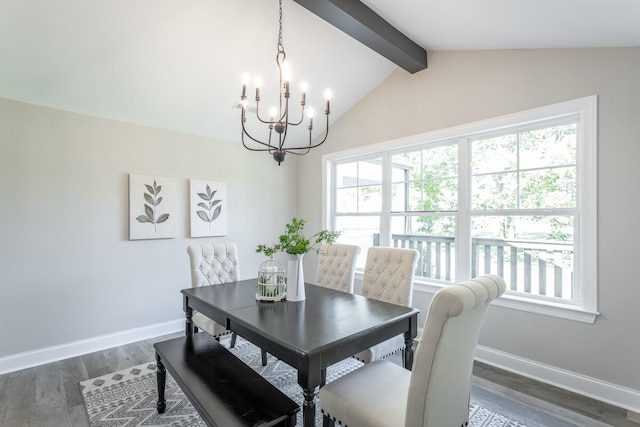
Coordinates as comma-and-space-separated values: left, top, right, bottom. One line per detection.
189, 180, 228, 237
129, 174, 177, 240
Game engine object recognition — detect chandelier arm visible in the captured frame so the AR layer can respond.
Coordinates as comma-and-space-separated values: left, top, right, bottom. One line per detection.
286, 148, 311, 156
253, 100, 275, 125
241, 116, 278, 152
286, 103, 305, 126
284, 111, 330, 151
242, 132, 274, 152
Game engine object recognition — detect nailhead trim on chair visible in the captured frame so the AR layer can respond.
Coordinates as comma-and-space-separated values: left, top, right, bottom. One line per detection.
321, 410, 341, 426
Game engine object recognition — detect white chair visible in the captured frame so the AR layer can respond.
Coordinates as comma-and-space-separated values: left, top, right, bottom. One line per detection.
187, 243, 267, 365
315, 243, 361, 293
320, 274, 507, 427
353, 246, 419, 367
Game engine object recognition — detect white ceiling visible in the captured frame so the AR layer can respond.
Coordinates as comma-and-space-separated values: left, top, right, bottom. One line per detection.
1, 0, 639, 143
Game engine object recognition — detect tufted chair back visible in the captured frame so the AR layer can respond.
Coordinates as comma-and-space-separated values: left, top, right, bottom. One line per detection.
319, 275, 506, 427
361, 247, 419, 306
187, 243, 240, 288
406, 274, 506, 426
186, 242, 269, 366
316, 244, 361, 293
353, 246, 420, 366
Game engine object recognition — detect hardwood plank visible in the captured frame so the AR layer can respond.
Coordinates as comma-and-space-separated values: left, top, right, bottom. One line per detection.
102, 344, 133, 372
80, 349, 111, 379
35, 362, 65, 406
60, 356, 88, 408
35, 400, 73, 427
473, 361, 637, 427
33, 361, 74, 426
0, 368, 36, 427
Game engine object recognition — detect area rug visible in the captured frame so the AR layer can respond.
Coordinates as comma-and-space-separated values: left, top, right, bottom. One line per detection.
80, 338, 527, 427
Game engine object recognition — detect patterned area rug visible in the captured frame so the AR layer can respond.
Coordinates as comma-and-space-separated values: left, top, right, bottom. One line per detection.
80, 338, 527, 427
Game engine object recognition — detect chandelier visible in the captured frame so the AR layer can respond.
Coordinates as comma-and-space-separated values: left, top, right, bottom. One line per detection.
240, 0, 331, 165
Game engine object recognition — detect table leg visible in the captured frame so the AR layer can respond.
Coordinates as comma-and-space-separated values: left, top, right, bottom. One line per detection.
302, 387, 316, 427
404, 333, 415, 370
156, 353, 167, 413
185, 306, 193, 336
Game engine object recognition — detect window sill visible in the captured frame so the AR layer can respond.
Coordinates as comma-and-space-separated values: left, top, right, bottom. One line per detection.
414, 281, 599, 324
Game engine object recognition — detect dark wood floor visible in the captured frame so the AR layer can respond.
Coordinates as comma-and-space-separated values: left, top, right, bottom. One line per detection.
472, 362, 637, 427
0, 332, 635, 427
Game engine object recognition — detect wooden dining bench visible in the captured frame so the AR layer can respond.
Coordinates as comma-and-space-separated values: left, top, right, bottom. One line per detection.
153, 333, 299, 427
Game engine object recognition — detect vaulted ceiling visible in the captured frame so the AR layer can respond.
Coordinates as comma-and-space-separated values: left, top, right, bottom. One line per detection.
1, 0, 639, 143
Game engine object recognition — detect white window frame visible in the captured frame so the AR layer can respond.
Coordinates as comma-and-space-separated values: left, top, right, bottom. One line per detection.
323, 96, 598, 324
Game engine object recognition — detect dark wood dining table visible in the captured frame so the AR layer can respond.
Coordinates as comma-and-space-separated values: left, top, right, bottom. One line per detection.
182, 279, 420, 427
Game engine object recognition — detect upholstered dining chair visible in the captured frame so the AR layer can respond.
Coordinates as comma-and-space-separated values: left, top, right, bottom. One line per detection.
187, 243, 267, 366
320, 274, 507, 427
353, 246, 419, 368
315, 243, 361, 293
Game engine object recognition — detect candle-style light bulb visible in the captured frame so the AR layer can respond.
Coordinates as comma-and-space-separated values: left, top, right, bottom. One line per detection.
282, 62, 291, 82
300, 81, 307, 104
241, 73, 249, 98
308, 108, 315, 129
255, 77, 262, 100
324, 89, 332, 113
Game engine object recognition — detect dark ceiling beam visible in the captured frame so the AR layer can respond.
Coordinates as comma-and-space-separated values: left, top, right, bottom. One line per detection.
293, 0, 427, 73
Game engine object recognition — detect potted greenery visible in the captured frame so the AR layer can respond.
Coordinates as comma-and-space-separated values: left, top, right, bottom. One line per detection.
256, 218, 340, 301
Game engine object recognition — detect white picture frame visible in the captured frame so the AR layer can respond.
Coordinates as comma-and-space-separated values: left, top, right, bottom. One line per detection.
190, 180, 228, 237
129, 174, 177, 240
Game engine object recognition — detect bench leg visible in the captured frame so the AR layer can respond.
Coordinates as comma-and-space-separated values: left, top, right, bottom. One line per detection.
261, 349, 268, 366
156, 353, 167, 414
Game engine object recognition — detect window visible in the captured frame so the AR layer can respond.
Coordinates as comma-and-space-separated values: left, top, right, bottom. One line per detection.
324, 96, 597, 323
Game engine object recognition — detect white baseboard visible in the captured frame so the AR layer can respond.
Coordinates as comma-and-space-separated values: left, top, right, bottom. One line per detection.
475, 345, 640, 414
0, 318, 184, 375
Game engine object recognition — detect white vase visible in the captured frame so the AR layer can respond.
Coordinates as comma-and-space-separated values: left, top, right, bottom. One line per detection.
286, 253, 305, 301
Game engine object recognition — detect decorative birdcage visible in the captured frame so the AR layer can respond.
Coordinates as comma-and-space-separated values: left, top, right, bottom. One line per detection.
256, 258, 286, 301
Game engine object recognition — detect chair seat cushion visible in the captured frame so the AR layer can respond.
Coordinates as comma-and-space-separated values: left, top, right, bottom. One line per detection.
320, 360, 410, 427
192, 311, 229, 337
353, 334, 404, 364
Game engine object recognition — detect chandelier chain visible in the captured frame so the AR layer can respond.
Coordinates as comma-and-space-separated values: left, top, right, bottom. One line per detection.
278, 0, 283, 48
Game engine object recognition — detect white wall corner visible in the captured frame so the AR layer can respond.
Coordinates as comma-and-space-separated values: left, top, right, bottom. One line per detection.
0, 318, 184, 375
475, 345, 640, 414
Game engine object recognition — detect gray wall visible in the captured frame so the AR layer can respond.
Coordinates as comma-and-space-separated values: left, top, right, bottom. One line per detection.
299, 48, 640, 400
0, 98, 298, 359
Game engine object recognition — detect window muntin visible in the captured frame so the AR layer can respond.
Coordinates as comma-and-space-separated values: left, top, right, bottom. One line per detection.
335, 159, 382, 214
471, 122, 577, 211
325, 97, 597, 322
334, 158, 382, 269
391, 145, 458, 212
